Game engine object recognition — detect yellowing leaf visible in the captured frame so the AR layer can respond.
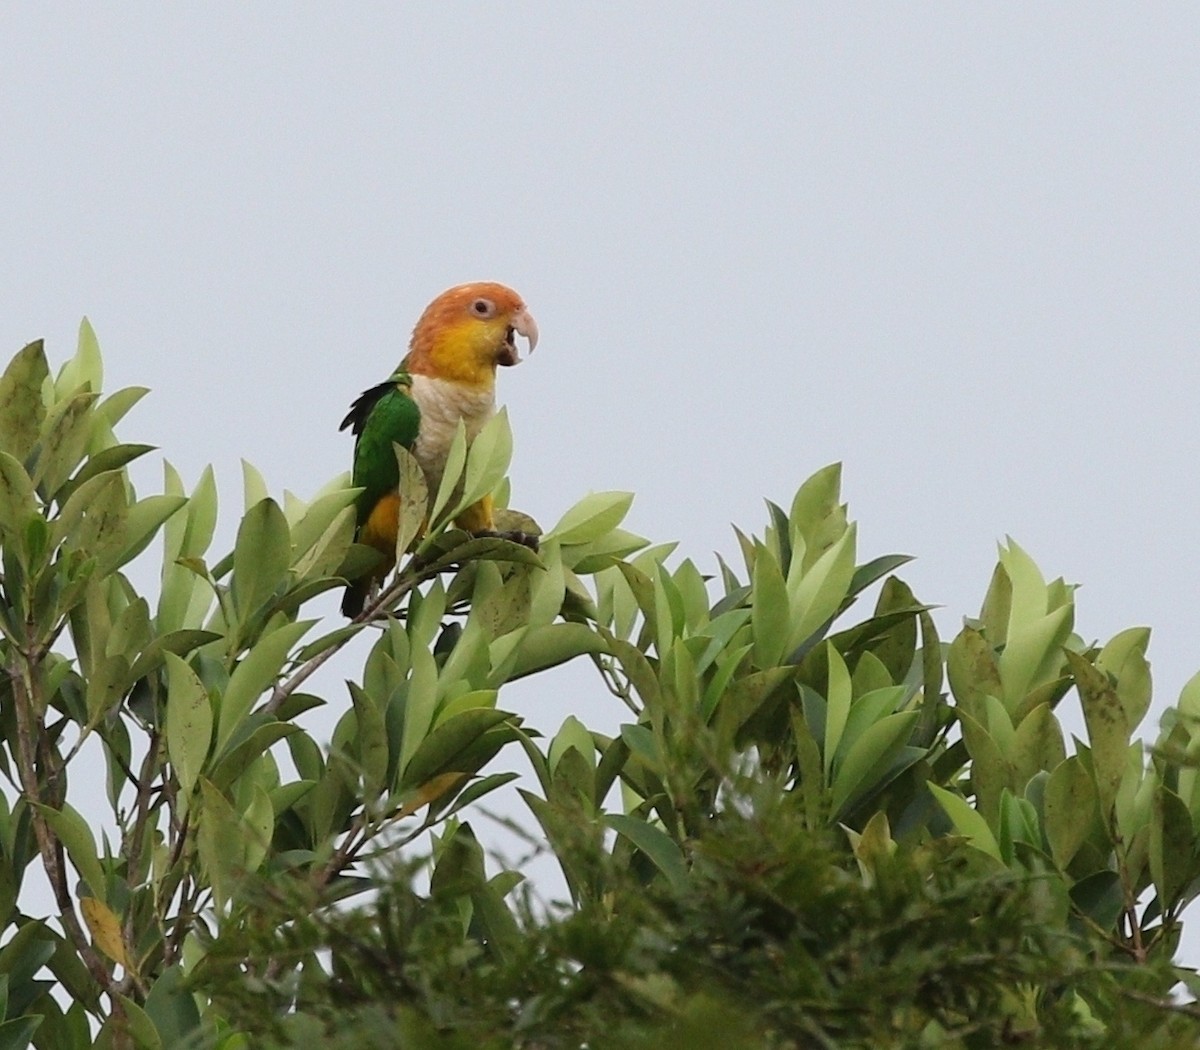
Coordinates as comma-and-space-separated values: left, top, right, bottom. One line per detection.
396, 772, 466, 817
81, 896, 132, 970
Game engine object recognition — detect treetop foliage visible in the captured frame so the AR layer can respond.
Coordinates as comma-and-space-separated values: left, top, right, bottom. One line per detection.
0, 326, 1198, 1047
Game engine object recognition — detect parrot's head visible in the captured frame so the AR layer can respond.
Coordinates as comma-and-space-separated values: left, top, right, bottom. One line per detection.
406, 282, 538, 387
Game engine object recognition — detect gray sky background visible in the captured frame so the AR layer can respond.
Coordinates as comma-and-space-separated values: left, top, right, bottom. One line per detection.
4, 6, 1200, 968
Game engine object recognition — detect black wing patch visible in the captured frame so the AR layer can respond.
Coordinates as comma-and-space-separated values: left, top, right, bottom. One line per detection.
340, 375, 408, 437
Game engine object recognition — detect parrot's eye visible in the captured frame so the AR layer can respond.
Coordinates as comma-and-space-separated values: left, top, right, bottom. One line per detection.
471, 298, 496, 318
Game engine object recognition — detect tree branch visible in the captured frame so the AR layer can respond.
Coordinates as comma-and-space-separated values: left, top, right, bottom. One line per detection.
9, 652, 113, 991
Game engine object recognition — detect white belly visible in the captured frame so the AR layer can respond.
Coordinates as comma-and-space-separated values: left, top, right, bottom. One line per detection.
410, 374, 496, 493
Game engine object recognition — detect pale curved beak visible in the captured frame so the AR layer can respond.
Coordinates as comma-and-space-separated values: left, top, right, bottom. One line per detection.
512, 308, 539, 354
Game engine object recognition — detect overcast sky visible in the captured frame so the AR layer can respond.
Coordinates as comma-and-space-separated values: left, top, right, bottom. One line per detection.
3, 6, 1200, 966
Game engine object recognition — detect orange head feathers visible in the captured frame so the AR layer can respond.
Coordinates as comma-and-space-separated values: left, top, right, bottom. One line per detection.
404, 282, 538, 388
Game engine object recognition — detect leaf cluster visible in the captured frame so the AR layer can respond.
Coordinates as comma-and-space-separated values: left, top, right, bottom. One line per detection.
0, 331, 1198, 1048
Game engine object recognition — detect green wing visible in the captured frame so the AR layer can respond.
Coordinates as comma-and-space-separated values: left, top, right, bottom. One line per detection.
340, 371, 422, 528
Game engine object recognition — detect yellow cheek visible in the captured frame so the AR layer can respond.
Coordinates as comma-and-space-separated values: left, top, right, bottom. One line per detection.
430, 320, 506, 387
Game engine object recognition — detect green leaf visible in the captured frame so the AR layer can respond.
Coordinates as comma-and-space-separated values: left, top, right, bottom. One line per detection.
420, 533, 543, 574
455, 407, 513, 515
108, 994, 163, 1050
0, 1016, 43, 1050
831, 711, 919, 817
786, 523, 857, 650
1011, 703, 1065, 785
848, 553, 915, 599
997, 538, 1048, 636
349, 682, 388, 798
428, 422, 468, 526
34, 802, 106, 898
549, 715, 596, 774
946, 625, 1002, 716
393, 443, 428, 560
823, 644, 852, 779
56, 443, 154, 507
197, 780, 244, 910
1065, 649, 1130, 818
241, 783, 274, 874
447, 771, 521, 817
286, 483, 357, 542
33, 391, 98, 497
143, 965, 201, 1049
1149, 783, 1194, 910
232, 498, 291, 622
0, 453, 38, 541
509, 622, 608, 679
1043, 757, 1094, 868
927, 783, 1003, 862
400, 709, 512, 789
95, 386, 148, 430
1069, 870, 1124, 931
788, 463, 844, 569
751, 542, 789, 668
209, 722, 298, 791
216, 619, 313, 750
165, 653, 213, 797
998, 605, 1073, 710
546, 491, 634, 546
114, 494, 188, 572
241, 459, 269, 511
58, 317, 104, 395
127, 629, 222, 683
0, 341, 49, 462
605, 814, 688, 890
1095, 626, 1153, 735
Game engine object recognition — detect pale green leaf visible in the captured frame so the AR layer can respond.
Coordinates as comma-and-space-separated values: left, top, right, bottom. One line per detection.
165, 653, 213, 797
56, 317, 104, 395
33, 391, 97, 497
241, 459, 269, 511
928, 783, 1003, 862
232, 498, 291, 621
998, 538, 1048, 638
998, 604, 1073, 709
1096, 626, 1153, 734
545, 491, 634, 546
785, 524, 857, 652
394, 442, 428, 560
349, 682, 388, 798
549, 715, 596, 773
197, 780, 244, 910
216, 619, 313, 750
0, 452, 38, 540
1043, 757, 1094, 869
455, 407, 513, 515
751, 542, 788, 668
1065, 649, 1130, 818
35, 802, 106, 898
508, 622, 608, 679
830, 711, 918, 816
0, 340, 49, 461
428, 421, 468, 526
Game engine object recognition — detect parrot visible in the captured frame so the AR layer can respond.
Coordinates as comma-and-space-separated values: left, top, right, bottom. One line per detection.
339, 282, 539, 617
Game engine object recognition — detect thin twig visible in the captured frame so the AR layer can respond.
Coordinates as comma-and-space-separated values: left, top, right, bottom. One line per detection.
9, 650, 112, 990
264, 559, 437, 715
1116, 986, 1200, 1019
